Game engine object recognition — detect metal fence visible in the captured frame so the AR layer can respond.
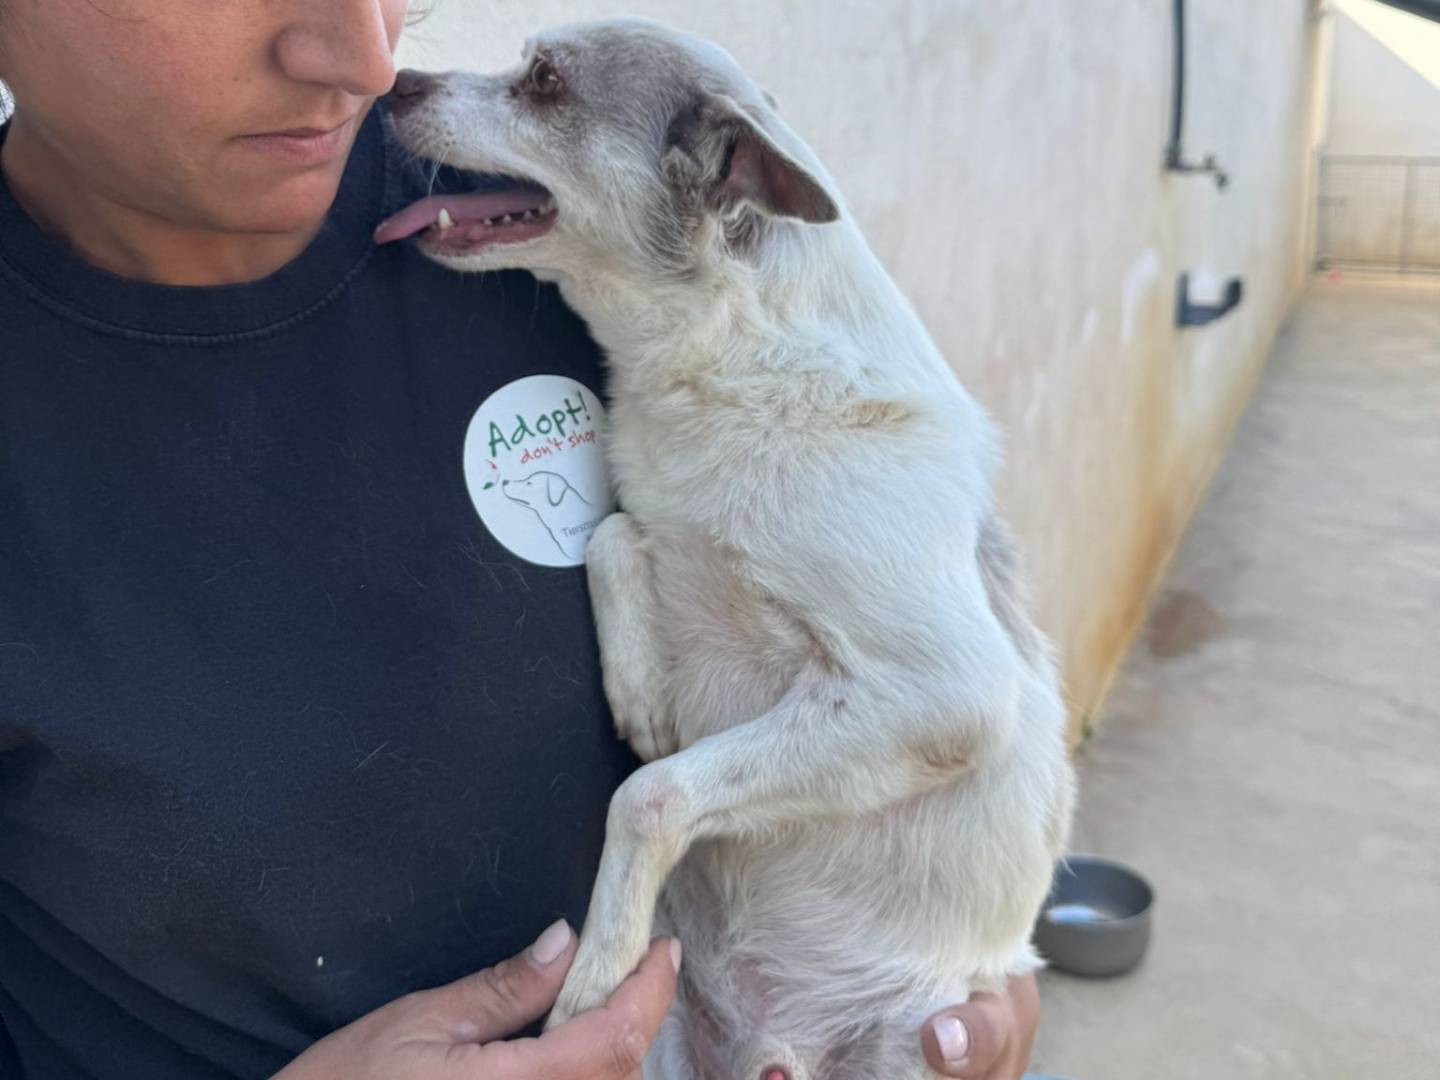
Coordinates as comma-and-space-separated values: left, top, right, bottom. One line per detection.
1318, 154, 1440, 272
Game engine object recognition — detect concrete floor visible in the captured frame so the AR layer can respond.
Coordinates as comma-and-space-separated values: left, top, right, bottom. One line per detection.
1027, 276, 1440, 1080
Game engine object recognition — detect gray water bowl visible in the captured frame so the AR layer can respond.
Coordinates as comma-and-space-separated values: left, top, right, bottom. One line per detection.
1033, 855, 1153, 977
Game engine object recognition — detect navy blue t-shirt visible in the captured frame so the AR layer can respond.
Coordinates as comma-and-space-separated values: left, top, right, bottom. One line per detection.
0, 104, 636, 1078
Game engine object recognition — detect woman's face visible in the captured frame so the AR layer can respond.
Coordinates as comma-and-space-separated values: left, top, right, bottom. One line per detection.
0, 0, 408, 235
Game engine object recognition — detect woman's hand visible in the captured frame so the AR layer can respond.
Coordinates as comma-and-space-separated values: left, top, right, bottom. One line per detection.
919, 973, 1040, 1080
273, 921, 678, 1080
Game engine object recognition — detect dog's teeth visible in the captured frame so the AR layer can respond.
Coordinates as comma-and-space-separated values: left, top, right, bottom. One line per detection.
500, 214, 514, 225
521, 210, 536, 221
436, 208, 455, 231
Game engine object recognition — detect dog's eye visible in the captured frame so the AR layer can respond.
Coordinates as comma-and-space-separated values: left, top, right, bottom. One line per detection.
526, 57, 565, 98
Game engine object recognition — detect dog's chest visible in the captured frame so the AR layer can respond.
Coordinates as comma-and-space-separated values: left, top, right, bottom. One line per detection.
598, 386, 851, 738
642, 525, 812, 740
604, 391, 758, 511
601, 361, 887, 517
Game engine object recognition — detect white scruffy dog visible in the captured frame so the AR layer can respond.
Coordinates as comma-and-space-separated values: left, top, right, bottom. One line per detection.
378, 18, 1074, 1079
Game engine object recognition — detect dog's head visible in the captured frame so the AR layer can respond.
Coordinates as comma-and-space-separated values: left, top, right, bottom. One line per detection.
501, 471, 575, 510
375, 19, 840, 282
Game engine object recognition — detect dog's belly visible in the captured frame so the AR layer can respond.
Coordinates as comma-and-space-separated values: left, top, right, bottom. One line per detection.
655, 747, 1061, 1077
654, 663, 1068, 1075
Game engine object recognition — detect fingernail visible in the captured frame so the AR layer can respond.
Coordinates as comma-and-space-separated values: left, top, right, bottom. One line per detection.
528, 920, 571, 966
933, 1015, 969, 1064
668, 938, 683, 974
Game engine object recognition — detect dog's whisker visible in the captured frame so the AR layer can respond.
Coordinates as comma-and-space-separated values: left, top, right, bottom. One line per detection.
425, 134, 459, 195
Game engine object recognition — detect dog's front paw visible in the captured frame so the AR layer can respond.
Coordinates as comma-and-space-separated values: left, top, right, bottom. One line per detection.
607, 705, 673, 766
543, 948, 632, 1030
544, 977, 607, 1031
604, 668, 678, 761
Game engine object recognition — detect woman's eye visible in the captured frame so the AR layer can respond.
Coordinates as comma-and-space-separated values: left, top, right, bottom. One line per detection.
529, 59, 564, 97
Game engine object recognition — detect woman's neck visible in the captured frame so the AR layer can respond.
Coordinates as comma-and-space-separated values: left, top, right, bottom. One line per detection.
0, 114, 322, 287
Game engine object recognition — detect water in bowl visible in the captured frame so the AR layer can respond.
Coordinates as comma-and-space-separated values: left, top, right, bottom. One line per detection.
1044, 902, 1118, 925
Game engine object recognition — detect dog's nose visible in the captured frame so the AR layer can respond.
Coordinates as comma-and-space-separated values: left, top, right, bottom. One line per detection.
387, 69, 439, 115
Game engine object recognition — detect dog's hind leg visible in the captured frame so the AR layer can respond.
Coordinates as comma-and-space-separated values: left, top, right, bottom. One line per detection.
586, 512, 677, 762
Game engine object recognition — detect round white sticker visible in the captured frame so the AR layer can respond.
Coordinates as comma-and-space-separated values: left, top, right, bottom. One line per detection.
462, 375, 615, 568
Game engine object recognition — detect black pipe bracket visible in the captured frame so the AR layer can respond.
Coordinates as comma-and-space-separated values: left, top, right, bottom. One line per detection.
1176, 273, 1244, 328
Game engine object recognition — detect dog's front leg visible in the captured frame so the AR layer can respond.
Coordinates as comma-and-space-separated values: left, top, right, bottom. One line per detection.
549, 664, 1016, 1025
546, 780, 689, 1027
586, 512, 676, 762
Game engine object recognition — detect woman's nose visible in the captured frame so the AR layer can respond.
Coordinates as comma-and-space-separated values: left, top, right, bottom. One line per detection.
274, 0, 401, 98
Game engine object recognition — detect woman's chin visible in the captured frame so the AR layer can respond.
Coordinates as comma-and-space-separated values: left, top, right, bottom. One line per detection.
223, 179, 345, 238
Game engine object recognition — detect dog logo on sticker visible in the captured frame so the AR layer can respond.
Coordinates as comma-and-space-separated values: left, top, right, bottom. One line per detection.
463, 374, 614, 567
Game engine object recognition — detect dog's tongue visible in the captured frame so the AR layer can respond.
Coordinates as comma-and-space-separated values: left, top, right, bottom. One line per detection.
373, 188, 551, 244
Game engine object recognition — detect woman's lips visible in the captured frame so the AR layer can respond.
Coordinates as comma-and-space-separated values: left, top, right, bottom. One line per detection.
239, 117, 354, 167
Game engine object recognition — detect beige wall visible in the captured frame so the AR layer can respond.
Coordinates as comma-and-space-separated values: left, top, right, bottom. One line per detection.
1328, 2, 1440, 155
400, 1, 1325, 738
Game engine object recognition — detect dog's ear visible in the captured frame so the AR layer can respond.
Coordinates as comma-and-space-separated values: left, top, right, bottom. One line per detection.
664, 92, 838, 225
545, 473, 571, 507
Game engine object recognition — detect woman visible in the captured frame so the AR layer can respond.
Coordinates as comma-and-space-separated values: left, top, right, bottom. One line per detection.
0, 2, 1037, 1077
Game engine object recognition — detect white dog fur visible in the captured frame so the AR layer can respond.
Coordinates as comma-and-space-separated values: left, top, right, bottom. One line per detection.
385, 19, 1075, 1079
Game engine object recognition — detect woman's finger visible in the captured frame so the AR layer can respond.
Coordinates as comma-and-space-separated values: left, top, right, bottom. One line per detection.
920, 972, 1038, 1079
476, 937, 680, 1080
415, 919, 577, 1043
